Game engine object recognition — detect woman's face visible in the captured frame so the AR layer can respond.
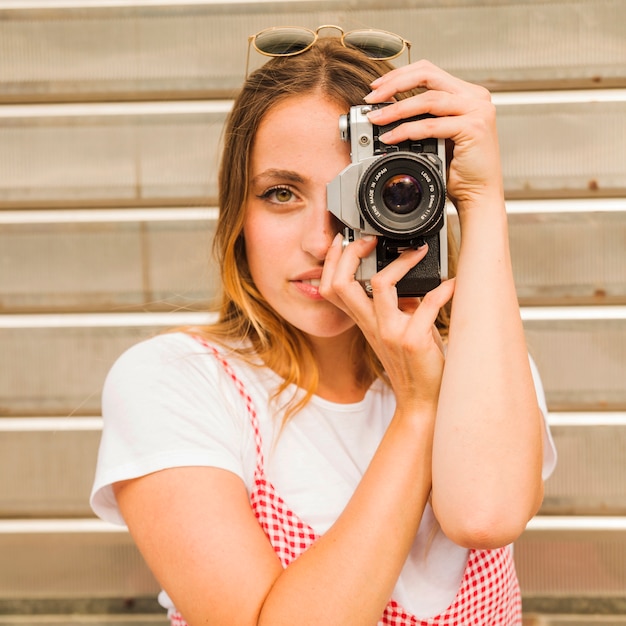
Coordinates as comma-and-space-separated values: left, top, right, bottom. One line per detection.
243, 93, 356, 340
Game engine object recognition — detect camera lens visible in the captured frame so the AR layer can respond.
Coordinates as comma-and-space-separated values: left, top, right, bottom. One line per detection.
381, 175, 422, 215
358, 152, 445, 239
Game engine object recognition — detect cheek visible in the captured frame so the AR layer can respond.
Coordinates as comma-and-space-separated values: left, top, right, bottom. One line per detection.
243, 212, 290, 277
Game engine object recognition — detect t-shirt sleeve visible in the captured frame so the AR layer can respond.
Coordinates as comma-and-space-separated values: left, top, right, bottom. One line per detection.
529, 354, 558, 480
90, 333, 250, 525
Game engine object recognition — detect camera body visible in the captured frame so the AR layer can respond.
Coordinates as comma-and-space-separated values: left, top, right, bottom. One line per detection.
327, 103, 448, 297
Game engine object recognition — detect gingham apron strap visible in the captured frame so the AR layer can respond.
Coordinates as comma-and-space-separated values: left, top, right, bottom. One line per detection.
192, 337, 265, 468
168, 610, 187, 626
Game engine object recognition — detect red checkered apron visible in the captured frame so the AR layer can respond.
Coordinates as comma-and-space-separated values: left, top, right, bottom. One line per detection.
169, 340, 522, 625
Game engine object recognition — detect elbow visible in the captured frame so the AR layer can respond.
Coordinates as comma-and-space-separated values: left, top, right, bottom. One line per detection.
439, 514, 529, 550
434, 488, 543, 550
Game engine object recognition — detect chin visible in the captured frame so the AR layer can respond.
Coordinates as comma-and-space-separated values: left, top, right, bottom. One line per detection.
299, 316, 358, 341
272, 300, 356, 340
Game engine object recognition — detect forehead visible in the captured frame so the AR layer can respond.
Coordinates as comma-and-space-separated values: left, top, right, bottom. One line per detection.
251, 94, 349, 170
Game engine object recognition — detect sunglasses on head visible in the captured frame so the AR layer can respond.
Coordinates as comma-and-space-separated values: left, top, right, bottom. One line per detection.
246, 24, 411, 76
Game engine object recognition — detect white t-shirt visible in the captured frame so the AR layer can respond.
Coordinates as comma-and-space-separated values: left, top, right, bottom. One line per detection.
90, 332, 556, 618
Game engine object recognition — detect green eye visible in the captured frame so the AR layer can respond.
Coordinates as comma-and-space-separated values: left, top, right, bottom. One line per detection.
274, 188, 293, 202
259, 186, 296, 204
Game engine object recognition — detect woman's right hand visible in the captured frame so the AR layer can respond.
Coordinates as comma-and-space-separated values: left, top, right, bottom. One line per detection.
320, 233, 455, 416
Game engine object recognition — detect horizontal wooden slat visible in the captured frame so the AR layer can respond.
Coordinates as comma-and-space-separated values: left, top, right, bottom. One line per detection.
0, 321, 185, 416
0, 427, 100, 517
496, 99, 626, 198
523, 314, 626, 411
0, 524, 159, 600
506, 200, 626, 305
0, 106, 227, 208
516, 518, 626, 599
0, 216, 218, 313
0, 95, 624, 207
542, 419, 626, 514
0, 0, 624, 103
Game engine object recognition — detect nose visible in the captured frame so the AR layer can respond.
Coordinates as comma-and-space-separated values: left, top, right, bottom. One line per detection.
301, 197, 341, 261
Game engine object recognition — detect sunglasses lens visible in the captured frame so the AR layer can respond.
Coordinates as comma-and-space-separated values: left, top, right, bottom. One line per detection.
343, 30, 405, 59
254, 27, 316, 55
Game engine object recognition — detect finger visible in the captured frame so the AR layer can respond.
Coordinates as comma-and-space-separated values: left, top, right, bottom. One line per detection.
319, 234, 357, 315
406, 278, 456, 334
366, 60, 491, 102
321, 235, 378, 321
320, 233, 345, 294
330, 236, 377, 294
376, 115, 468, 147
368, 245, 430, 319
367, 90, 482, 127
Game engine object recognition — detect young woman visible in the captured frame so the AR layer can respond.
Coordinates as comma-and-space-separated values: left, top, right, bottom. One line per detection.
91, 28, 556, 626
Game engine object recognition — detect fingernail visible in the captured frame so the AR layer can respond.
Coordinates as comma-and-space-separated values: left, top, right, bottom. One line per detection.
331, 233, 343, 247
362, 234, 376, 242
363, 91, 376, 103
366, 108, 383, 121
378, 131, 392, 144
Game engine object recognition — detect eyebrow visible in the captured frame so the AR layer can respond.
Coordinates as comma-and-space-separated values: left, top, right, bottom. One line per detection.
250, 168, 307, 186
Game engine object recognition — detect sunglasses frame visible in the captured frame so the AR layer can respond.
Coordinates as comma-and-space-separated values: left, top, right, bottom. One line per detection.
246, 24, 411, 76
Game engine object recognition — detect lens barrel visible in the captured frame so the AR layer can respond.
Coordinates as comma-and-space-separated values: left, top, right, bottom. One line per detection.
357, 152, 445, 239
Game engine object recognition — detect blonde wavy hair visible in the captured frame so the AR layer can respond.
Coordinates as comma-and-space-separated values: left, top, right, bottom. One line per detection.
191, 37, 457, 419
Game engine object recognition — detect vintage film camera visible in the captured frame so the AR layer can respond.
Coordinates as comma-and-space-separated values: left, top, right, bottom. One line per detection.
327, 103, 448, 297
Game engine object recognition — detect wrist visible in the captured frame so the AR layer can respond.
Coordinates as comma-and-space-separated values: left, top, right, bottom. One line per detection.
454, 196, 509, 241
453, 191, 506, 219
392, 400, 438, 430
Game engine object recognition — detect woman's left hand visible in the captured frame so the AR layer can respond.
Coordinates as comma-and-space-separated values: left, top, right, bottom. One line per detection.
363, 60, 503, 215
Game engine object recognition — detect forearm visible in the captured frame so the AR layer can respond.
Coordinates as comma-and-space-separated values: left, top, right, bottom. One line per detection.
432, 199, 544, 547
117, 413, 434, 626
259, 410, 434, 626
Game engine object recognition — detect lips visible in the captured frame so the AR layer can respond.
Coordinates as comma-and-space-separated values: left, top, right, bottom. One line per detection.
291, 271, 324, 299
